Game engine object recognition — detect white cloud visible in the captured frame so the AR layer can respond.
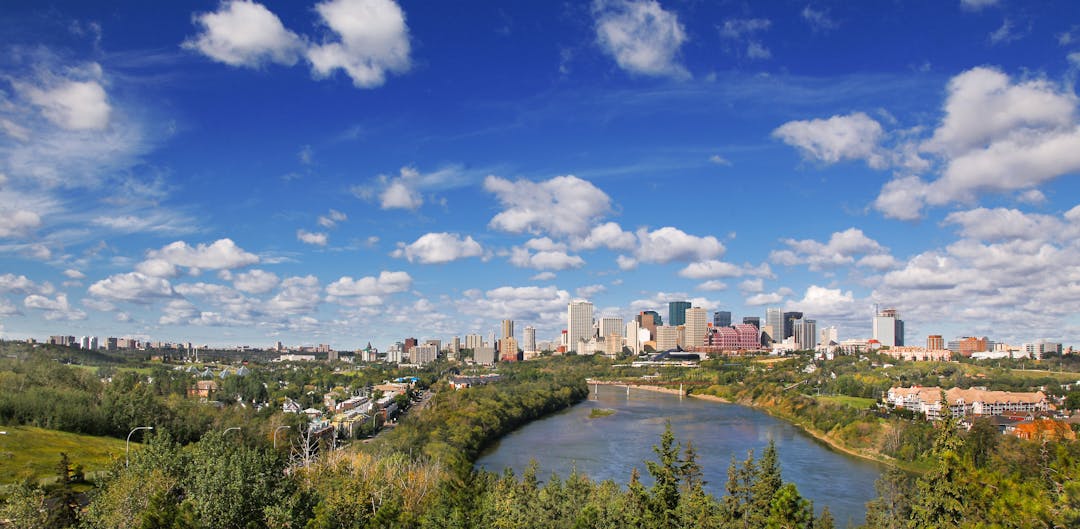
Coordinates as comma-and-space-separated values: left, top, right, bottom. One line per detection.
856, 254, 901, 270
326, 270, 412, 298
988, 18, 1028, 45
147, 238, 259, 270
961, 0, 999, 9
307, 0, 412, 88
88, 272, 176, 302
0, 210, 41, 238
873, 175, 929, 221
1017, 189, 1046, 205
297, 229, 328, 246
576, 284, 607, 298
772, 112, 887, 168
634, 226, 725, 264
62, 269, 85, 279
531, 272, 557, 281
0, 274, 53, 295
159, 299, 200, 325
317, 209, 347, 228
25, 78, 111, 131
678, 259, 744, 279
574, 222, 637, 251
739, 278, 764, 293
593, 0, 689, 78
0, 298, 19, 317
90, 212, 199, 235
616, 255, 638, 270
392, 232, 483, 264
23, 293, 86, 321
509, 247, 586, 271
485, 175, 612, 238
746, 292, 784, 306
183, 0, 304, 68
942, 207, 1066, 242
718, 18, 771, 60
708, 154, 732, 166
354, 166, 469, 211
380, 179, 423, 210
458, 285, 572, 326
789, 285, 856, 319
881, 253, 963, 290
265, 275, 321, 314
232, 269, 280, 294
770, 228, 892, 271
801, 6, 837, 32
135, 258, 179, 278
697, 280, 727, 291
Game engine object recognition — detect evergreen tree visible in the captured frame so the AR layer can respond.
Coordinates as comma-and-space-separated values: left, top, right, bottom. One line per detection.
908, 402, 966, 529
750, 440, 783, 527
764, 483, 813, 529
646, 421, 682, 524
814, 506, 835, 529
864, 467, 912, 529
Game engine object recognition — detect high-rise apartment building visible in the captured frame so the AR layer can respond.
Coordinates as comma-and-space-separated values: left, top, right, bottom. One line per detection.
465, 334, 483, 350
873, 309, 904, 347
684, 307, 708, 348
794, 318, 817, 350
713, 311, 732, 328
625, 320, 641, 354
567, 300, 594, 353
523, 326, 537, 352
499, 336, 519, 362
765, 308, 782, 344
656, 325, 680, 351
820, 326, 838, 346
600, 316, 624, 339
669, 301, 691, 327
501, 319, 514, 339
927, 335, 944, 350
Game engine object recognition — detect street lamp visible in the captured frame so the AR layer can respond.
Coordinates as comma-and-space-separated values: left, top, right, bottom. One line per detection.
273, 425, 291, 449
126, 426, 153, 467
223, 427, 241, 435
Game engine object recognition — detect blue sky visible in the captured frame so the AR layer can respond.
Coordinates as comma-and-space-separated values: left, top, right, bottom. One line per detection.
2, 0, 1080, 349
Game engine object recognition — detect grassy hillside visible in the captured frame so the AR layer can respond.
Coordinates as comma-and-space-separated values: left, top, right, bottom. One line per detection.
0, 425, 128, 484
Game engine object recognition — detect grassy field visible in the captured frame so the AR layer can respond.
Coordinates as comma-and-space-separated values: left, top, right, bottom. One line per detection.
816, 395, 876, 409
0, 425, 128, 484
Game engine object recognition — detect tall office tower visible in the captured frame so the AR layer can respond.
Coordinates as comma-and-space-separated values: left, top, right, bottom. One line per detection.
783, 311, 804, 340
451, 336, 461, 354
89, 336, 98, 350
79, 336, 90, 349
684, 307, 708, 348
523, 326, 537, 352
927, 334, 944, 350
873, 308, 904, 347
656, 325, 680, 351
765, 308, 782, 343
501, 319, 514, 339
404, 337, 418, 353
713, 311, 732, 328
794, 319, 817, 350
743, 317, 760, 329
820, 326, 839, 345
567, 300, 595, 353
465, 334, 483, 350
625, 320, 641, 354
638, 311, 661, 340
669, 301, 691, 327
600, 316, 624, 339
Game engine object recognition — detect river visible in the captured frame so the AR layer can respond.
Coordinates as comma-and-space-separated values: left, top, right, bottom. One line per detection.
476, 384, 884, 526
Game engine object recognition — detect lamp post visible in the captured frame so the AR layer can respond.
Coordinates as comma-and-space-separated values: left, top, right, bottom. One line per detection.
223, 426, 241, 435
274, 425, 290, 449
126, 426, 153, 467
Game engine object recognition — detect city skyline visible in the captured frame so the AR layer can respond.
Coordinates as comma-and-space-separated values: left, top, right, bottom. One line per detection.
2, 1, 1080, 349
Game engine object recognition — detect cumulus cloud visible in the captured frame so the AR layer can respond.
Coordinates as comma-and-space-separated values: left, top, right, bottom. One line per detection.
135, 258, 179, 278
576, 284, 607, 298
147, 238, 259, 270
184, 0, 305, 68
317, 209, 347, 228
0, 298, 19, 317
943, 207, 1066, 242
746, 292, 785, 306
24, 75, 111, 131
772, 112, 887, 168
678, 260, 745, 279
0, 210, 41, 238
297, 229, 328, 246
574, 222, 637, 251
307, 0, 412, 88
23, 293, 86, 321
697, 280, 728, 291
326, 270, 412, 303
62, 269, 85, 279
633, 226, 725, 264
88, 272, 176, 302
789, 285, 857, 319
531, 271, 557, 281
593, 0, 688, 78
354, 166, 468, 211
458, 285, 572, 327
770, 228, 894, 271
232, 269, 280, 294
159, 299, 200, 326
485, 175, 612, 238
0, 274, 53, 296
509, 247, 586, 271
265, 275, 321, 314
392, 232, 483, 264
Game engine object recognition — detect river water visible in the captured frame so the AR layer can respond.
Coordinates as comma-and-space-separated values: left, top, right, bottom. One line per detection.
476, 384, 884, 526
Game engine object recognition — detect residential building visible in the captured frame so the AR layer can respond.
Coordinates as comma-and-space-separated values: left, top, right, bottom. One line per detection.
465, 334, 483, 350
523, 326, 536, 353
567, 300, 595, 353
1023, 341, 1062, 360
882, 347, 953, 362
872, 308, 904, 347
625, 320, 641, 354
927, 334, 944, 350
656, 325, 680, 351
957, 336, 989, 357
713, 311, 732, 328
820, 326, 838, 346
410, 343, 438, 365
499, 336, 519, 362
886, 386, 1048, 420
684, 307, 708, 348
669, 301, 691, 327
733, 324, 760, 350
473, 346, 496, 365
600, 316, 624, 339
501, 319, 514, 340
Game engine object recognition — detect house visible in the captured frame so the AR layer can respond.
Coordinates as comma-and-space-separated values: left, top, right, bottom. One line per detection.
187, 380, 219, 399
886, 386, 1049, 420
282, 398, 302, 414
1012, 419, 1076, 441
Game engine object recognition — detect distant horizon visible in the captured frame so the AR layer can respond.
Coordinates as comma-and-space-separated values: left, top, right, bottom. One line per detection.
2, 1, 1080, 350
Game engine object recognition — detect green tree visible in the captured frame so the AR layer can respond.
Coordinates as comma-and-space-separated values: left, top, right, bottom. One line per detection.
645, 421, 681, 524
765, 483, 813, 529
0, 483, 49, 529
814, 506, 835, 529
750, 440, 783, 527
864, 467, 912, 529
908, 409, 967, 529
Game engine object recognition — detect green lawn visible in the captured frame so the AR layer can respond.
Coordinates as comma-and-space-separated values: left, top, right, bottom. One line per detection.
0, 426, 129, 484
816, 395, 876, 409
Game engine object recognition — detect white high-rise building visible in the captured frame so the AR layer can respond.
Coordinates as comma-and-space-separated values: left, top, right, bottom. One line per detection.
523, 326, 537, 353
625, 320, 641, 354
794, 319, 817, 350
600, 316, 624, 339
765, 307, 782, 344
684, 307, 707, 348
820, 326, 838, 346
567, 300, 594, 353
873, 309, 904, 347
465, 334, 483, 350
